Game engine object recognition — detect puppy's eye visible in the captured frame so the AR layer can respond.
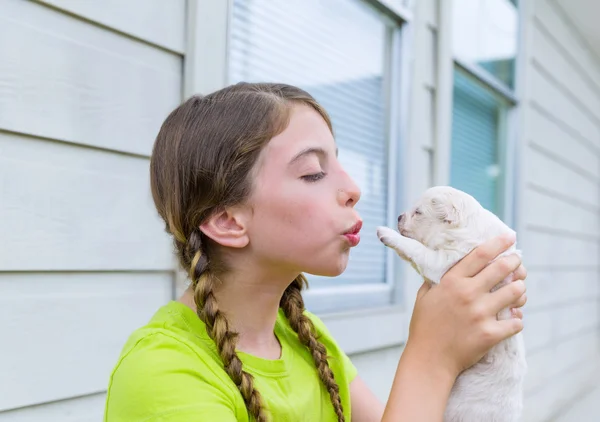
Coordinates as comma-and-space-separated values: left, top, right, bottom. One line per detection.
414, 209, 422, 216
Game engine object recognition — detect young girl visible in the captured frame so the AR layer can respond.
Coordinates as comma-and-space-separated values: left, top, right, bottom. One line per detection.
103, 82, 527, 422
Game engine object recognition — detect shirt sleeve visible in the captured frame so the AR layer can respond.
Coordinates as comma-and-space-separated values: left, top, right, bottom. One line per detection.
104, 333, 243, 422
303, 311, 358, 383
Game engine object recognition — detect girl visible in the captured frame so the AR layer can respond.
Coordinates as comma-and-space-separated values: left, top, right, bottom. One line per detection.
104, 82, 527, 422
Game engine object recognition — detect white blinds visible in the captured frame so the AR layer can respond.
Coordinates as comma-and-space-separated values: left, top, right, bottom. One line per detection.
228, 0, 393, 286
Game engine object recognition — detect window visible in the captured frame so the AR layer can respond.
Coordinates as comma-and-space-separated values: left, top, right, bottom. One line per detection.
450, 0, 519, 220
227, 0, 409, 312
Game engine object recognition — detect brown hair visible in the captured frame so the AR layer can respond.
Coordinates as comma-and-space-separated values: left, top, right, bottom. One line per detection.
149, 82, 345, 422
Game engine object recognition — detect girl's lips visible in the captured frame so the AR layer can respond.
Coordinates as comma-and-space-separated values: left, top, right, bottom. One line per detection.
344, 233, 361, 247
343, 220, 362, 247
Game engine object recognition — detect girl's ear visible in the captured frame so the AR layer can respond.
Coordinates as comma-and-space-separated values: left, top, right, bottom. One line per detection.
199, 207, 250, 248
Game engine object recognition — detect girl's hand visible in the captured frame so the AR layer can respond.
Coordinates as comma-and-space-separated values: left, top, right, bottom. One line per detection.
405, 233, 527, 378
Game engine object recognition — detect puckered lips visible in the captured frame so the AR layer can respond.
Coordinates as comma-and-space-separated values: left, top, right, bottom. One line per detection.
343, 220, 362, 247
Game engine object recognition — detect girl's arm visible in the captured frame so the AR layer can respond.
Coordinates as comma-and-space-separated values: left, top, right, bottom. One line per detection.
350, 234, 527, 422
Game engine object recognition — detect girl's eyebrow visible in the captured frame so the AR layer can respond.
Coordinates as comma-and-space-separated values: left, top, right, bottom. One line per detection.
288, 147, 326, 165
288, 146, 339, 166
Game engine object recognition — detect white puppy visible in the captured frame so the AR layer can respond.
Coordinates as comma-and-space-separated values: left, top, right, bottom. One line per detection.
377, 185, 526, 422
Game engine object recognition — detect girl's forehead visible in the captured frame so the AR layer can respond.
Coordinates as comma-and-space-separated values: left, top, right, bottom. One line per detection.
263, 105, 335, 160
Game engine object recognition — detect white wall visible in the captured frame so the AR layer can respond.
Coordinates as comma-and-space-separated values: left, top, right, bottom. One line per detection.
518, 0, 600, 420
0, 0, 184, 419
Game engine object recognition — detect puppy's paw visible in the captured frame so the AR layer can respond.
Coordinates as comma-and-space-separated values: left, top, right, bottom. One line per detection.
376, 226, 401, 248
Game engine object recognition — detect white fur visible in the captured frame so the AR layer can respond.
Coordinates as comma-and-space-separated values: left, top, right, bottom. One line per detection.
377, 186, 527, 422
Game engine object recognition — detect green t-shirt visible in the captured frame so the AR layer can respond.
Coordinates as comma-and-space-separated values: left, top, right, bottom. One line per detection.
103, 301, 357, 421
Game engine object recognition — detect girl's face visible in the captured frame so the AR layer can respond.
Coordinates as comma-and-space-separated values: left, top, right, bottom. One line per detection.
245, 104, 362, 277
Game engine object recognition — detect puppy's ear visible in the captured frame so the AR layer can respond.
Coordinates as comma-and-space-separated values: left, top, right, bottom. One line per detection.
431, 197, 460, 225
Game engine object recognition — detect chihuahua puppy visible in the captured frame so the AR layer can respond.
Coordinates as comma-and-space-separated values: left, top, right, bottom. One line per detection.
377, 186, 526, 422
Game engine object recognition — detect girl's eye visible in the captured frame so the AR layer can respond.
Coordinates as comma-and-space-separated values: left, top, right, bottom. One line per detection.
301, 172, 326, 182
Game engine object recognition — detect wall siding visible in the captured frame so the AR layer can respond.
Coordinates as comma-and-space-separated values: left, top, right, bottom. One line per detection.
0, 0, 182, 157
0, 0, 184, 417
520, 0, 600, 420
0, 393, 106, 422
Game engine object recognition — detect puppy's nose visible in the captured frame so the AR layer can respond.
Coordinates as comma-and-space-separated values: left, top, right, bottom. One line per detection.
398, 214, 404, 223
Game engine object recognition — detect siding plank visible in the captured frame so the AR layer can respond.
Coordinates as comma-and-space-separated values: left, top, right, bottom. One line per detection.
535, 0, 600, 90
524, 270, 600, 310
530, 65, 600, 149
522, 189, 600, 235
0, 273, 172, 411
0, 0, 181, 156
0, 393, 105, 422
523, 330, 600, 394
527, 148, 599, 208
524, 301, 599, 353
35, 0, 186, 53
522, 230, 599, 268
523, 356, 600, 422
529, 105, 600, 179
0, 133, 173, 271
531, 22, 600, 121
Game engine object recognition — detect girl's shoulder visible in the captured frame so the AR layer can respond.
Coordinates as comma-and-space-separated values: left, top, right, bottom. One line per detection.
104, 301, 245, 421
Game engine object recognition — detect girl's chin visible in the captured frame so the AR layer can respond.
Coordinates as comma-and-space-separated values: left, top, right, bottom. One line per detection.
305, 259, 349, 278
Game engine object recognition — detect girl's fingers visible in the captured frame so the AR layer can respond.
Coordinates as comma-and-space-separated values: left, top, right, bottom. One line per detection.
512, 293, 527, 309
492, 318, 524, 342
511, 308, 524, 320
454, 234, 516, 278
512, 264, 527, 282
488, 280, 526, 314
476, 254, 522, 292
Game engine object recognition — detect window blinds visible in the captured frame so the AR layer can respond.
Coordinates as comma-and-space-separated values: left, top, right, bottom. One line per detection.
450, 70, 504, 215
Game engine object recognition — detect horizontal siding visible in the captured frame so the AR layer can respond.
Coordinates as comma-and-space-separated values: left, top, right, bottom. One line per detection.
520, 1, 600, 421
531, 19, 600, 122
529, 64, 600, 149
522, 188, 599, 235
524, 330, 600, 395
523, 355, 600, 422
528, 105, 600, 179
0, 133, 173, 271
527, 147, 599, 209
524, 269, 600, 310
0, 393, 105, 422
534, 0, 600, 89
0, 273, 172, 412
0, 0, 181, 156
523, 300, 599, 353
522, 231, 598, 268
34, 0, 186, 53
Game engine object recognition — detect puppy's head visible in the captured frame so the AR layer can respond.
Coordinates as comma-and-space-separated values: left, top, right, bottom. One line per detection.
398, 186, 482, 249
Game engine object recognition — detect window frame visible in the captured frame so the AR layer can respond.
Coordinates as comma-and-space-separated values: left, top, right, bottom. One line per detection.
183, 0, 415, 352
442, 0, 523, 229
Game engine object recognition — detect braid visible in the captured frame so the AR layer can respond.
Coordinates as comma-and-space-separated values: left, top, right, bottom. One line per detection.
188, 235, 268, 422
280, 275, 345, 422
